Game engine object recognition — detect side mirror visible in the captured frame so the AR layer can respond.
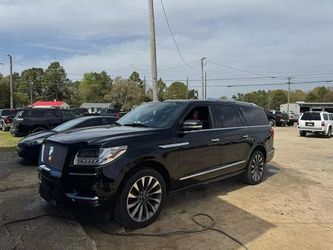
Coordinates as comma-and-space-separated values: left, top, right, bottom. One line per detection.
181, 119, 203, 131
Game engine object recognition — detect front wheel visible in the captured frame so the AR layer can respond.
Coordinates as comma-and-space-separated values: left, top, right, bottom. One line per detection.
242, 151, 266, 185
299, 131, 306, 137
114, 168, 166, 229
325, 127, 332, 138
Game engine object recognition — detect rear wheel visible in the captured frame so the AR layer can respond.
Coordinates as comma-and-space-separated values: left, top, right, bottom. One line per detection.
242, 150, 266, 185
325, 127, 332, 138
299, 131, 306, 137
269, 119, 276, 126
1, 122, 5, 131
114, 168, 166, 229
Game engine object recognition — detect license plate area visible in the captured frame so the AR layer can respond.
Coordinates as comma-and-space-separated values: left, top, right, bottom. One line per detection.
306, 122, 314, 126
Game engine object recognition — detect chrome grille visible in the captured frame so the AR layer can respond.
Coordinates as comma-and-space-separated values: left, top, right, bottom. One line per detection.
43, 143, 68, 171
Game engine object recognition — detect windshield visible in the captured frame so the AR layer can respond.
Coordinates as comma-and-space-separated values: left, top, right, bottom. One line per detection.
301, 112, 321, 121
117, 102, 187, 128
52, 117, 87, 132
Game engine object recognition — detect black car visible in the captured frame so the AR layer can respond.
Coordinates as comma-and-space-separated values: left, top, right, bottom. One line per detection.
0, 109, 21, 131
39, 100, 275, 228
17, 116, 118, 162
10, 108, 78, 136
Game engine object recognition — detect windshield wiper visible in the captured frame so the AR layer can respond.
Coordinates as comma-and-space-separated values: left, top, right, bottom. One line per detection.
122, 123, 149, 127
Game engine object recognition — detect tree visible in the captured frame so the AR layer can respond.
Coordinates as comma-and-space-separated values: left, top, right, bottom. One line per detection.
17, 68, 44, 105
129, 71, 144, 89
270, 90, 287, 110
163, 81, 188, 99
79, 71, 112, 102
0, 76, 10, 108
105, 78, 144, 111
290, 89, 306, 102
44, 62, 70, 101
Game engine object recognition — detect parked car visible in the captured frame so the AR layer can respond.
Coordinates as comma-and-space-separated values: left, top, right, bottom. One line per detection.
72, 108, 90, 117
0, 109, 22, 131
266, 110, 289, 126
17, 116, 118, 162
297, 111, 333, 137
39, 100, 275, 228
10, 108, 78, 136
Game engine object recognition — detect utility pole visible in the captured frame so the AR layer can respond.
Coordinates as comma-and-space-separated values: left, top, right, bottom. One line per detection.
148, 0, 158, 101
200, 57, 206, 99
143, 75, 146, 95
7, 55, 13, 109
287, 77, 291, 114
186, 77, 189, 99
204, 71, 207, 99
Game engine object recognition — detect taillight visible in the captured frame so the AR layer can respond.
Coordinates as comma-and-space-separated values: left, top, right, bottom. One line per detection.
321, 121, 325, 127
270, 127, 275, 138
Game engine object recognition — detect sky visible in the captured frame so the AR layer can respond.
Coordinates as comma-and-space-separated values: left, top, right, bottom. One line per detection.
0, 0, 333, 98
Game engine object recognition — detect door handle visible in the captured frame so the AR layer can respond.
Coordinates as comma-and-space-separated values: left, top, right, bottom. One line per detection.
242, 135, 249, 139
210, 138, 220, 142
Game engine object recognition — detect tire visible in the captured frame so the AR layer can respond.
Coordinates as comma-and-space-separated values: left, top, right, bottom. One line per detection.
242, 150, 266, 185
299, 131, 306, 137
114, 168, 167, 229
325, 127, 332, 138
269, 119, 276, 127
1, 123, 5, 132
31, 127, 47, 134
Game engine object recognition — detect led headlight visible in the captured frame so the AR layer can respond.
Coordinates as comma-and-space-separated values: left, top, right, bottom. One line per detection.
28, 138, 44, 146
73, 146, 127, 166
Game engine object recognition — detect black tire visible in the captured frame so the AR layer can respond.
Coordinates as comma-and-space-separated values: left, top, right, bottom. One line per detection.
114, 168, 167, 229
269, 119, 276, 127
325, 127, 332, 138
299, 131, 306, 137
1, 123, 5, 131
242, 150, 266, 185
31, 127, 47, 134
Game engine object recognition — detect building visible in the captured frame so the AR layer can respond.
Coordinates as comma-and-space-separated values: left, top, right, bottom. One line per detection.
280, 101, 333, 114
32, 101, 69, 109
80, 102, 114, 114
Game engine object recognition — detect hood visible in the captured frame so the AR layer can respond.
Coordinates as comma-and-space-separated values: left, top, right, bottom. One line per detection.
20, 131, 56, 144
46, 126, 158, 146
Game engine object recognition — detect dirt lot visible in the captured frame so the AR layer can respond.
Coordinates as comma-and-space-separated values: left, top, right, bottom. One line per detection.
1, 127, 333, 250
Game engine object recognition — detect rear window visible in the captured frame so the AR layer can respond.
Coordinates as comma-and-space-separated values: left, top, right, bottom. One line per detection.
19, 109, 46, 118
239, 105, 268, 126
301, 113, 321, 121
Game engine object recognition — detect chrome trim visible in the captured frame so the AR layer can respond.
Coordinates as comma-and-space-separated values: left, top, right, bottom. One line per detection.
65, 193, 99, 201
268, 149, 275, 155
180, 160, 246, 181
184, 125, 270, 134
210, 138, 220, 142
39, 164, 50, 172
68, 172, 98, 176
159, 142, 189, 149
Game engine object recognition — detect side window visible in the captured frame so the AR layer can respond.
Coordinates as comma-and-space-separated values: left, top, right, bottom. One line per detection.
239, 105, 268, 126
80, 118, 100, 128
107, 118, 117, 124
183, 106, 211, 129
214, 105, 243, 128
323, 114, 328, 121
329, 114, 333, 120
45, 110, 59, 119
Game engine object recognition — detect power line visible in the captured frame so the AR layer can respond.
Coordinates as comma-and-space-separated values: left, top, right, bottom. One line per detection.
160, 0, 194, 68
207, 60, 273, 77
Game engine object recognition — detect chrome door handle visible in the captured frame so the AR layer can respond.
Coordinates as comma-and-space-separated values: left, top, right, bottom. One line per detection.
242, 135, 249, 139
210, 138, 220, 142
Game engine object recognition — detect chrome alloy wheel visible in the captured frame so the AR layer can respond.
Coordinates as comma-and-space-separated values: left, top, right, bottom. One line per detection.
126, 176, 162, 222
251, 154, 265, 181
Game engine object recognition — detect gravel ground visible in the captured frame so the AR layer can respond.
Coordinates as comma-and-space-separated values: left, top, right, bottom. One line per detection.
1, 127, 333, 249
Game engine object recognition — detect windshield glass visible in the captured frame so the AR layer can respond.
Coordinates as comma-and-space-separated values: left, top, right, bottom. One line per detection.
117, 102, 186, 128
301, 112, 321, 121
52, 117, 87, 132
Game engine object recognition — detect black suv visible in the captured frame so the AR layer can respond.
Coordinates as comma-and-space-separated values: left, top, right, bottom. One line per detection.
39, 100, 275, 228
11, 108, 77, 136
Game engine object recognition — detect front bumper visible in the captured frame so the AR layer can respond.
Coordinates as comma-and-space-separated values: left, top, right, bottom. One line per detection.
38, 164, 115, 211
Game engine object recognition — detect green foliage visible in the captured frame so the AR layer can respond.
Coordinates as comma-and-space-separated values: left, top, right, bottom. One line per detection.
79, 71, 112, 102
0, 76, 10, 108
104, 78, 145, 111
129, 71, 144, 89
163, 81, 188, 99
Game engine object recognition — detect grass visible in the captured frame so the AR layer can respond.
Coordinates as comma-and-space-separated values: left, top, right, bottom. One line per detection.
0, 131, 21, 151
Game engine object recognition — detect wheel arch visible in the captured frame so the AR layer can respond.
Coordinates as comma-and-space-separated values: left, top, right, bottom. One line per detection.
250, 144, 267, 161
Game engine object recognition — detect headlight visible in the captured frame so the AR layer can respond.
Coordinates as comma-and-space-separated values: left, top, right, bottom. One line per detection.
73, 146, 127, 166
28, 139, 44, 146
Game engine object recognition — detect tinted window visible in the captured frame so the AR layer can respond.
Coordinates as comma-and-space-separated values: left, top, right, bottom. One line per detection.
80, 118, 101, 127
214, 105, 243, 128
323, 114, 328, 121
329, 114, 333, 120
61, 110, 75, 120
45, 110, 59, 118
1, 110, 16, 116
184, 106, 211, 129
19, 109, 46, 118
301, 113, 321, 121
239, 105, 268, 126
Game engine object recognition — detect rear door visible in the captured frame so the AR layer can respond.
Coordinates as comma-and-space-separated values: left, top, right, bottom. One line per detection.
299, 112, 322, 129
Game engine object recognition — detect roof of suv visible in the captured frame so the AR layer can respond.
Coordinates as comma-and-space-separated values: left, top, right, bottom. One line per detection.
163, 99, 258, 107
